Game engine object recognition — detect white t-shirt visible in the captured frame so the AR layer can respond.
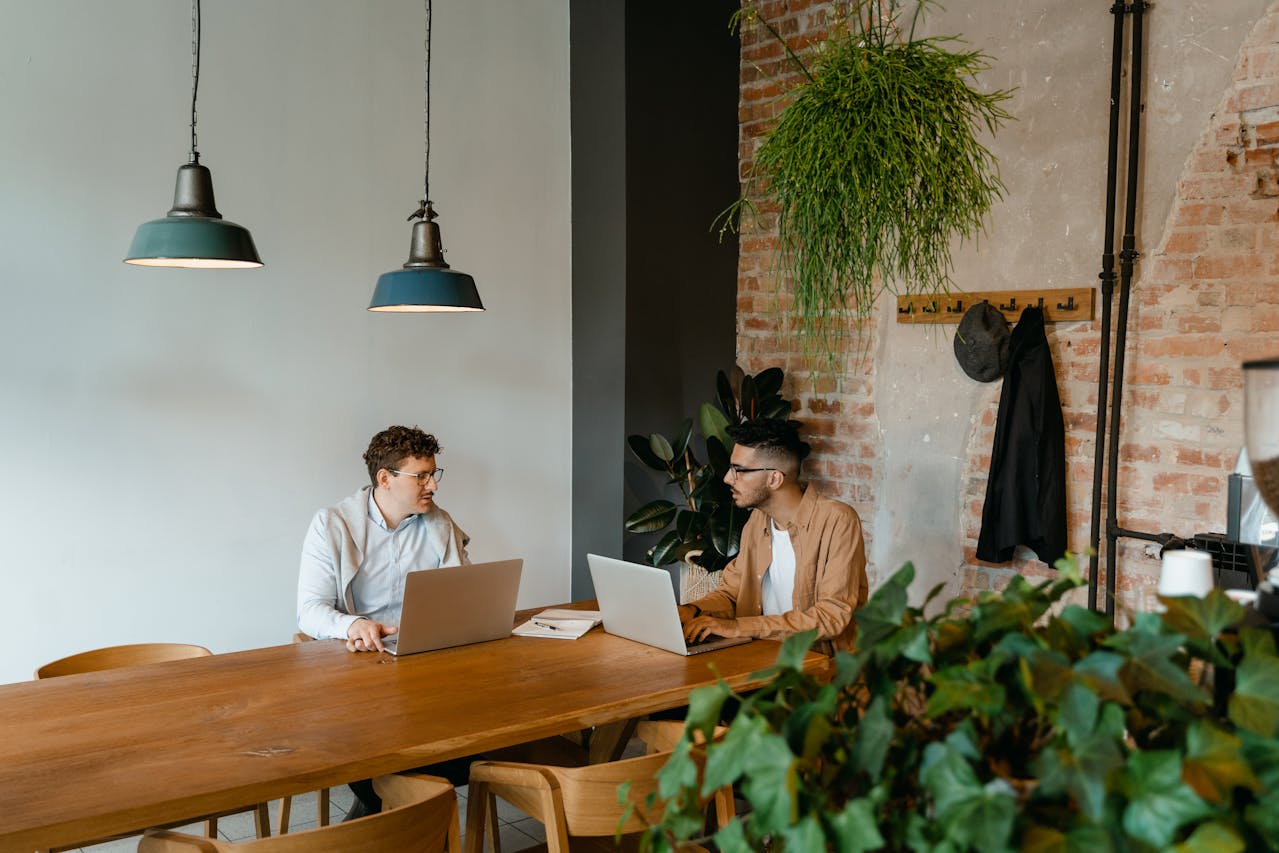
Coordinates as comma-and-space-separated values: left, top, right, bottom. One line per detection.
761, 519, 796, 616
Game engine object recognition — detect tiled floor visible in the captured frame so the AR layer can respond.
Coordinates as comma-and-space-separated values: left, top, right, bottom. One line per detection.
75, 737, 654, 852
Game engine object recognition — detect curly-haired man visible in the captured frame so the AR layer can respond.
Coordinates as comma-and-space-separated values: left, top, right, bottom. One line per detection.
297, 425, 470, 653
678, 417, 868, 655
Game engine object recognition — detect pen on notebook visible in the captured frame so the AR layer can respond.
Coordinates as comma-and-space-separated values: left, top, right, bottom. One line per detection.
533, 620, 561, 631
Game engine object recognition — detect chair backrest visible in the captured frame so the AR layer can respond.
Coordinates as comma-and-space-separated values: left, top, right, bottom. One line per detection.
543, 751, 669, 836
36, 643, 212, 679
138, 775, 458, 853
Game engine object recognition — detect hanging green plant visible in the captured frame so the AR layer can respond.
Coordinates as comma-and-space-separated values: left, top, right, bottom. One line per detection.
723, 0, 1014, 369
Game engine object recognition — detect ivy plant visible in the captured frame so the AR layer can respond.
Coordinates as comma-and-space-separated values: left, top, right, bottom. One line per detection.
625, 367, 795, 571
640, 559, 1279, 851
724, 0, 1014, 368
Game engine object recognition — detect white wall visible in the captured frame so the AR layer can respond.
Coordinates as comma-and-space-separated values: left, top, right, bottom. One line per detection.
0, 0, 571, 684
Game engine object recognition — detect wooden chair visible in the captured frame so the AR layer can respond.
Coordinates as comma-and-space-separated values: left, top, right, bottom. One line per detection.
138, 773, 460, 853
274, 632, 331, 835
35, 643, 271, 850
464, 722, 732, 853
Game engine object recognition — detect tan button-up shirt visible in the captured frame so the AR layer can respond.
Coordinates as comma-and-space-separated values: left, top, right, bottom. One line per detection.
690, 486, 868, 655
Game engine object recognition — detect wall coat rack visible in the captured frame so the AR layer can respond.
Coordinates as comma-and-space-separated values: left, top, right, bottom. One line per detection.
894, 287, 1095, 325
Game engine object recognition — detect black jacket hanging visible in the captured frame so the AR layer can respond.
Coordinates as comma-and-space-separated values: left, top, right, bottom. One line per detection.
976, 305, 1068, 567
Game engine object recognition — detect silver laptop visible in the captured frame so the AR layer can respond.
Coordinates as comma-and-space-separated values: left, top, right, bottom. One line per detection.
382, 558, 523, 656
587, 554, 751, 656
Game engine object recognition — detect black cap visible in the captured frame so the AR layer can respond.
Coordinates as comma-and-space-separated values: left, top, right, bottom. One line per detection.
954, 302, 1011, 382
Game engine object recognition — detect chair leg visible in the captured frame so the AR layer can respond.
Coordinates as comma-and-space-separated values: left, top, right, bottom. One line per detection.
318, 787, 330, 827
486, 791, 502, 853
205, 817, 218, 838
254, 802, 272, 838
277, 795, 293, 835
463, 780, 491, 853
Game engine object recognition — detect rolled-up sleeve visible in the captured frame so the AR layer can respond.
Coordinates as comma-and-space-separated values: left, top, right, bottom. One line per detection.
297, 511, 363, 641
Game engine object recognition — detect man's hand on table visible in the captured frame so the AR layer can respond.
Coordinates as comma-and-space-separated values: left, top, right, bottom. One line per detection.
677, 605, 742, 644
346, 618, 397, 652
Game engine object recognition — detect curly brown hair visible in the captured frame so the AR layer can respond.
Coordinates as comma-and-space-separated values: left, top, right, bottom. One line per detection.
363, 425, 442, 486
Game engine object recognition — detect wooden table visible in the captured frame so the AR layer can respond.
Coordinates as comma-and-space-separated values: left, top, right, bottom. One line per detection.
0, 628, 824, 852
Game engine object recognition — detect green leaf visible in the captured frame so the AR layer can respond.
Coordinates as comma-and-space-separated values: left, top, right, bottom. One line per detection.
711, 817, 751, 853
715, 369, 738, 422
685, 680, 730, 742
670, 418, 694, 461
1244, 788, 1279, 839
1228, 651, 1279, 737
926, 665, 1005, 718
705, 434, 732, 475
625, 500, 679, 533
739, 374, 759, 420
698, 402, 731, 449
647, 530, 683, 566
753, 367, 784, 398
850, 694, 893, 781
828, 798, 886, 852
627, 433, 665, 469
1182, 720, 1262, 804
1120, 750, 1213, 848
920, 743, 1015, 849
775, 628, 818, 671
856, 563, 913, 648
649, 432, 675, 463
1073, 651, 1132, 705
1032, 731, 1123, 821
1105, 627, 1207, 706
1170, 821, 1246, 853
779, 815, 826, 851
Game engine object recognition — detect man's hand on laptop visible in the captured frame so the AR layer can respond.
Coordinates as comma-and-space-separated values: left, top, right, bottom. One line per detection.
346, 618, 397, 653
683, 614, 739, 644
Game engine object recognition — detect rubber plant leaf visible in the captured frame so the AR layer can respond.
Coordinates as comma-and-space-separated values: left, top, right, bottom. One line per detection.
625, 500, 678, 534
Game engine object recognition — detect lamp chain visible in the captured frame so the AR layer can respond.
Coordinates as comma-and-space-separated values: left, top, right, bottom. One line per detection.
189, 0, 201, 165
422, 0, 432, 207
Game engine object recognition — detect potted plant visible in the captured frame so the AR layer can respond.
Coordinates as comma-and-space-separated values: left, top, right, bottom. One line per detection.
641, 559, 1279, 850
724, 0, 1013, 368
625, 367, 796, 600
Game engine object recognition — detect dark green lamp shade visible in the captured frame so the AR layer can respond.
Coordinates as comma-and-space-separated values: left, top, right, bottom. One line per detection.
368, 267, 483, 312
368, 213, 483, 312
124, 162, 262, 269
125, 216, 262, 268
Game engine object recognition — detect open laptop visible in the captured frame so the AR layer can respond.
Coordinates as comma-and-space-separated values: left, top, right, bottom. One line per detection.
381, 558, 523, 656
587, 554, 751, 656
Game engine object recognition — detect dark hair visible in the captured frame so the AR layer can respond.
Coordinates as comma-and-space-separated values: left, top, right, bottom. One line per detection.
726, 418, 811, 466
363, 425, 441, 486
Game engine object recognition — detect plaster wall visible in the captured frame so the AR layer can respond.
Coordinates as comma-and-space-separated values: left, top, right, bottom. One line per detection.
0, 0, 571, 684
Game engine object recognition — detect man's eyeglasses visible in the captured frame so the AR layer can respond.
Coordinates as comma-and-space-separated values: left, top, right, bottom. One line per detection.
726, 464, 778, 479
388, 467, 444, 485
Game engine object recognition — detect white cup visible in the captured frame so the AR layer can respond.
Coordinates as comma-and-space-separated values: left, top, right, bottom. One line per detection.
1158, 550, 1214, 598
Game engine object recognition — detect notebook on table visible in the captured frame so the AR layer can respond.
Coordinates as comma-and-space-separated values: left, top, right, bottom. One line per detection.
381, 558, 523, 656
586, 553, 751, 656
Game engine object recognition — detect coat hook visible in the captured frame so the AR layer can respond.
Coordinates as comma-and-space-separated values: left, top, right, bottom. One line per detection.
922, 300, 939, 313
1056, 295, 1076, 310
946, 299, 964, 313
898, 303, 913, 314
1036, 297, 1044, 308
999, 297, 1017, 311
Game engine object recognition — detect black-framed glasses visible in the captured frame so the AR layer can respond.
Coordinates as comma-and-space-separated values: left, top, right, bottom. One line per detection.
726, 464, 778, 479
389, 467, 444, 484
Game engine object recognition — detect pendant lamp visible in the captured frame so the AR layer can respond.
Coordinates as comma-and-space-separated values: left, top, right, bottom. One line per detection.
125, 0, 261, 269
368, 0, 483, 312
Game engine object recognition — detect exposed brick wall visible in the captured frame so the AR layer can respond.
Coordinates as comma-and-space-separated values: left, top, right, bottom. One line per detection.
736, 1, 1279, 606
735, 0, 885, 574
